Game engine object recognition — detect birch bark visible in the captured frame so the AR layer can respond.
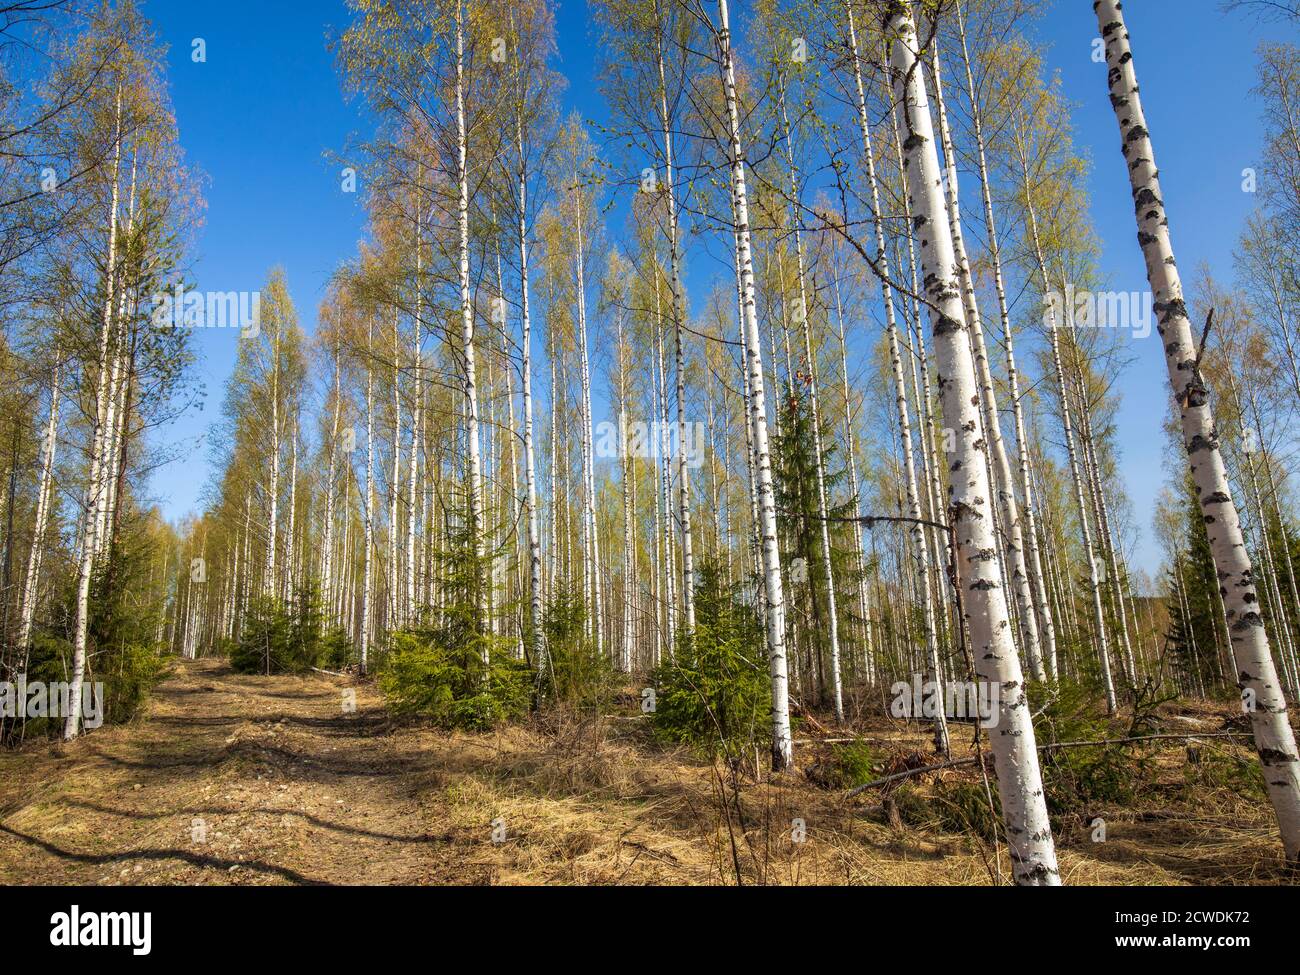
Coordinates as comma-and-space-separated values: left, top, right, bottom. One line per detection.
845, 0, 945, 748
715, 0, 792, 770
887, 2, 1058, 883
1095, 0, 1300, 860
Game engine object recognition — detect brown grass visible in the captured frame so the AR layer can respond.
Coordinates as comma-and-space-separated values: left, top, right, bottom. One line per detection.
0, 659, 1291, 885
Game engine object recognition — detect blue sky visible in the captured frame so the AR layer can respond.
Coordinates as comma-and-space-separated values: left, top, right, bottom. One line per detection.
142, 0, 1293, 581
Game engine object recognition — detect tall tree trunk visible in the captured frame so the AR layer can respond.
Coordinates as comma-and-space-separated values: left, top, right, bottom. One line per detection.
1095, 0, 1300, 861
930, 45, 1044, 680
889, 82, 954, 655
97, 150, 138, 560
953, 0, 1057, 677
829, 257, 874, 681
618, 309, 635, 673
571, 178, 603, 658
406, 170, 424, 623
714, 0, 792, 771
846, 0, 946, 750
66, 86, 123, 740
1073, 364, 1137, 684
887, 2, 1058, 884
361, 318, 376, 676
390, 307, 403, 628
514, 118, 545, 679
322, 339, 341, 625
18, 364, 60, 653
265, 309, 282, 599
456, 1, 487, 650
653, 274, 677, 661
653, 0, 697, 649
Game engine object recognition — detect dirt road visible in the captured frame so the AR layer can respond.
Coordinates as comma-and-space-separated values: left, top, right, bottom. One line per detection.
0, 659, 1288, 885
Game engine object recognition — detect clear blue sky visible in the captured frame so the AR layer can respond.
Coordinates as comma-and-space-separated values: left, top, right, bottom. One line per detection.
143, 0, 1293, 582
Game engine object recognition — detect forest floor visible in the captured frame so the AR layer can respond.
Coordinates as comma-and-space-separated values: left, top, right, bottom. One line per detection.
0, 658, 1292, 885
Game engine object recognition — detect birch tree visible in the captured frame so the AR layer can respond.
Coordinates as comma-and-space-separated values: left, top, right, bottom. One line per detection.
706, 0, 793, 770
1095, 0, 1300, 861
886, 1, 1058, 884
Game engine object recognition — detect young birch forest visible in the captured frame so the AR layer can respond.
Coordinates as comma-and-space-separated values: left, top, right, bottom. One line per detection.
3, 0, 1300, 888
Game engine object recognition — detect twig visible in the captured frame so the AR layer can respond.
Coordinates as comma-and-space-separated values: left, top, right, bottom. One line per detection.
310, 666, 350, 679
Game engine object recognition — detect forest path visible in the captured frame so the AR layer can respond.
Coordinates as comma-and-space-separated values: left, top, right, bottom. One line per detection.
0, 659, 512, 885
0, 659, 1290, 885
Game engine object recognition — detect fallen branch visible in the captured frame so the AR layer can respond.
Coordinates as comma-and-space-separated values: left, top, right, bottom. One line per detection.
846, 731, 1252, 797
794, 738, 861, 745
310, 666, 351, 679
793, 737, 911, 746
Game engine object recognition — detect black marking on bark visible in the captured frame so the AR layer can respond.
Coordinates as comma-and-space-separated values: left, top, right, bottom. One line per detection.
1155, 297, 1188, 324
1259, 747, 1298, 766
1231, 611, 1264, 631
1134, 186, 1160, 210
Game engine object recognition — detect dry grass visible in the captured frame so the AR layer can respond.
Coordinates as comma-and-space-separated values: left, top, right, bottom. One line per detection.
0, 659, 1291, 885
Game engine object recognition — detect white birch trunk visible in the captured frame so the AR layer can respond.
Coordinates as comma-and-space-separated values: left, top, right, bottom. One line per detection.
653, 3, 697, 647
361, 318, 376, 676
888, 2, 1058, 883
653, 275, 677, 660
954, 0, 1058, 678
1095, 0, 1300, 860
265, 315, 281, 599
322, 340, 342, 624
572, 178, 603, 657
285, 414, 298, 601
515, 118, 545, 677
65, 88, 123, 740
846, 0, 945, 746
715, 0, 792, 770
456, 2, 488, 651
390, 307, 403, 628
830, 262, 874, 680
19, 364, 60, 652
408, 176, 423, 623
618, 310, 635, 673
930, 49, 1044, 680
